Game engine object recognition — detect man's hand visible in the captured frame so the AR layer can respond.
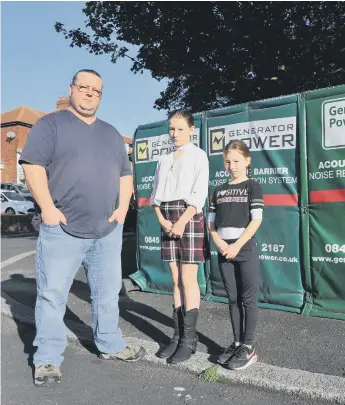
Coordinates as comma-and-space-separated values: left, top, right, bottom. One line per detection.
160, 218, 173, 234
42, 206, 67, 226
223, 243, 241, 260
108, 208, 127, 224
170, 220, 186, 238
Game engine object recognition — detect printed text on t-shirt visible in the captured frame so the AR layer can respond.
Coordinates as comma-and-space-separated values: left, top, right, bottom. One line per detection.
216, 189, 248, 197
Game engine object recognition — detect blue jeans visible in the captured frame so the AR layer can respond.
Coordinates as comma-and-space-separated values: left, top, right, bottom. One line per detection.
33, 223, 126, 366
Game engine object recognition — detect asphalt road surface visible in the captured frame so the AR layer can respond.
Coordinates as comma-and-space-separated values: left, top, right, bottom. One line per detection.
1, 316, 331, 405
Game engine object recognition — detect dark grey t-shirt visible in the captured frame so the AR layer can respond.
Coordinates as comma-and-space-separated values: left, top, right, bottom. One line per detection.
19, 109, 132, 238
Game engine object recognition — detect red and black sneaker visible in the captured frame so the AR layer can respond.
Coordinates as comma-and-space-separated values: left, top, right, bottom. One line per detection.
227, 345, 258, 370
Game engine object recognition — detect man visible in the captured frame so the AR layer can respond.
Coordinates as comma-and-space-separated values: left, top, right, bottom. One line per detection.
20, 69, 145, 386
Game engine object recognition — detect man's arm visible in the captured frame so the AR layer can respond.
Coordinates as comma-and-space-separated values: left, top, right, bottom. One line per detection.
108, 134, 134, 224
22, 164, 66, 225
19, 117, 66, 225
119, 174, 134, 218
108, 175, 133, 224
119, 175, 134, 210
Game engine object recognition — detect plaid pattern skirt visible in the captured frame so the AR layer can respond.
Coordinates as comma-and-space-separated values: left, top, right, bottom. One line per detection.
160, 200, 207, 263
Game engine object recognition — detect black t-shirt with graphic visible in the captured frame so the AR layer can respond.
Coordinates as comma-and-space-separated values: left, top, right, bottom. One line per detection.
209, 179, 264, 229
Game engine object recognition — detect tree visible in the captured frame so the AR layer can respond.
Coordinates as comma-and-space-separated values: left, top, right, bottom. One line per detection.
55, 2, 345, 112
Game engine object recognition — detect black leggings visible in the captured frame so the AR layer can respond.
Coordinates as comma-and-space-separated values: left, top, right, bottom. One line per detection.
218, 239, 259, 345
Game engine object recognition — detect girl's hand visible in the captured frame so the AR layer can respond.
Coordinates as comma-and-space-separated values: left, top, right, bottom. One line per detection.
217, 240, 229, 254
170, 220, 186, 238
224, 243, 241, 259
160, 219, 173, 234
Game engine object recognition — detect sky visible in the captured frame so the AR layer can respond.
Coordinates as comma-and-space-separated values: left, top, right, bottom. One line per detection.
1, 1, 168, 137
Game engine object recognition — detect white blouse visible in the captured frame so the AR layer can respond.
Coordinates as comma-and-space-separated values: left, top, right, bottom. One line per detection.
150, 143, 209, 214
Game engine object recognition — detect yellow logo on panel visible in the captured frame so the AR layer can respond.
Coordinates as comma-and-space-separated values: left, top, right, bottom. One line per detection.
136, 140, 149, 162
210, 129, 225, 153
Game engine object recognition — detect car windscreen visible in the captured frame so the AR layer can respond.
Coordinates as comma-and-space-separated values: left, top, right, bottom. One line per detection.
2, 192, 27, 201
17, 185, 30, 193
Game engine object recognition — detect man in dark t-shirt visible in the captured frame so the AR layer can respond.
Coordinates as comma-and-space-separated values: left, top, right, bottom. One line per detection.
20, 69, 145, 386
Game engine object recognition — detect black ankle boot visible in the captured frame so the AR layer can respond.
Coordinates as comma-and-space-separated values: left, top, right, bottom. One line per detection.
169, 308, 198, 364
158, 306, 183, 359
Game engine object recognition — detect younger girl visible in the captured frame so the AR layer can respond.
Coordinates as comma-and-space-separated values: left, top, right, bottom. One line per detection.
208, 140, 263, 370
151, 109, 209, 364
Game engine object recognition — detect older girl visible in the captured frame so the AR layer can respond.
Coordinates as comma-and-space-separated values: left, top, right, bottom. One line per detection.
151, 109, 209, 363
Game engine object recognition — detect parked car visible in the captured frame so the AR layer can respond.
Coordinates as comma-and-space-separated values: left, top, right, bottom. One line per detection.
0, 183, 34, 202
1, 191, 35, 215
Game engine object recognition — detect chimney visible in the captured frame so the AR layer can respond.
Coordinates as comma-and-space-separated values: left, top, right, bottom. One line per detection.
56, 96, 70, 110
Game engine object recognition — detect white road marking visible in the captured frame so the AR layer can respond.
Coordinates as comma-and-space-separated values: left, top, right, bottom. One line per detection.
1, 251, 35, 268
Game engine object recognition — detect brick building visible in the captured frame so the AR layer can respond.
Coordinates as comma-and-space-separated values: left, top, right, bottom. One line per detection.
1, 106, 46, 183
1, 97, 133, 183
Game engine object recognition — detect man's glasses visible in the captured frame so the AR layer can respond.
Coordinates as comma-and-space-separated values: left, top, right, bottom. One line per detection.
72, 84, 102, 98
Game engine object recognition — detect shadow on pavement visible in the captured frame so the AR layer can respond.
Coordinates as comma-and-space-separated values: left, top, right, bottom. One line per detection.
71, 279, 222, 355
2, 273, 222, 365
1, 274, 98, 367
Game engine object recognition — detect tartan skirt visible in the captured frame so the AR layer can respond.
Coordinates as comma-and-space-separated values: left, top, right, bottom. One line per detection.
160, 200, 207, 263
